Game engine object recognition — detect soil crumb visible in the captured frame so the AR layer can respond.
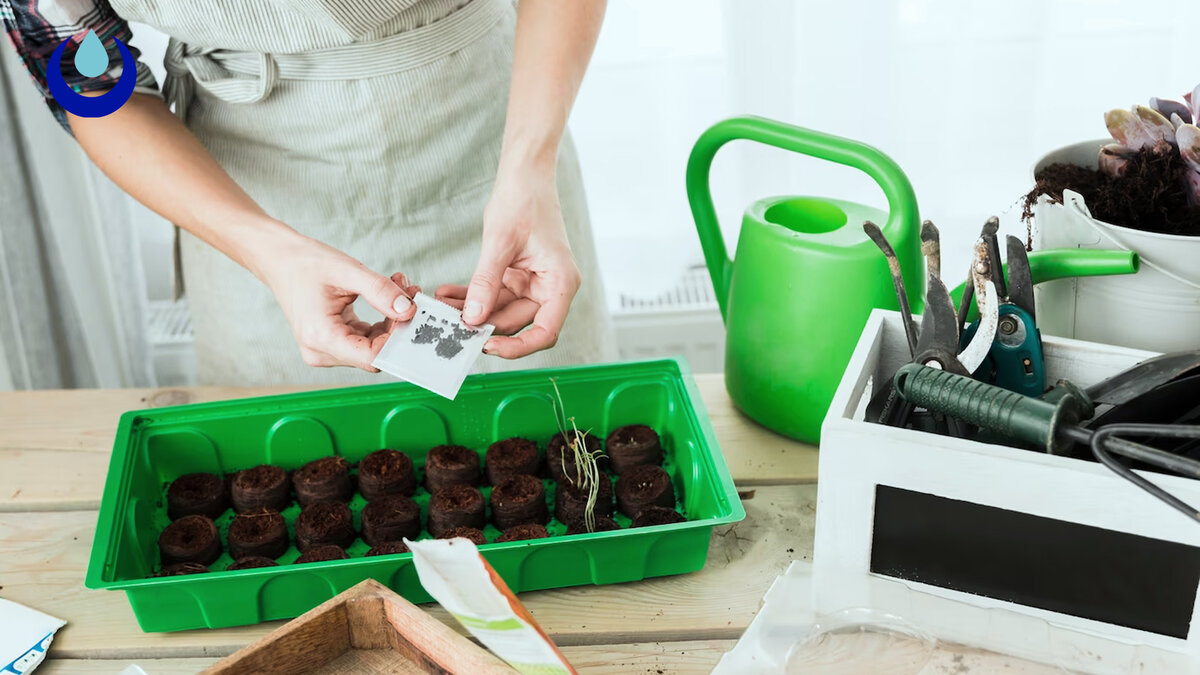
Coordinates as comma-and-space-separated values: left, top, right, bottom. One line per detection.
1023, 147, 1200, 236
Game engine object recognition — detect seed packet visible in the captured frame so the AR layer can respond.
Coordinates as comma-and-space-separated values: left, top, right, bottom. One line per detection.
0, 598, 65, 674
407, 538, 576, 675
372, 293, 494, 400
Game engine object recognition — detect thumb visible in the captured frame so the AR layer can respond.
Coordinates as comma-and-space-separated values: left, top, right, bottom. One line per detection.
464, 234, 516, 325
345, 265, 414, 321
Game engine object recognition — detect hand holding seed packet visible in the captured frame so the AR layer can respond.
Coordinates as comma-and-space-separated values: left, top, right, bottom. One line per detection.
372, 293, 495, 399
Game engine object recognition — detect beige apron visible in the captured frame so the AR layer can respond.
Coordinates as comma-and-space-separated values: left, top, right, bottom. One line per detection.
110, 0, 617, 385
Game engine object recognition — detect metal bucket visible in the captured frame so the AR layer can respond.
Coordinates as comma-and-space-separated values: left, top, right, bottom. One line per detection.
1032, 139, 1200, 352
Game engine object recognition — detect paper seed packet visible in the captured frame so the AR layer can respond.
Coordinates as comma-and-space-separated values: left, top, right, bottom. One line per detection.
408, 538, 576, 675
372, 293, 495, 400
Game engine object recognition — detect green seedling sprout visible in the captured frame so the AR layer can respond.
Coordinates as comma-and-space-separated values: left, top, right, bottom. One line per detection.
550, 378, 604, 533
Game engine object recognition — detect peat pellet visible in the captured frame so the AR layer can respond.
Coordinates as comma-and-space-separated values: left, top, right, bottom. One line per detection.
436, 526, 487, 546
293, 456, 353, 507
566, 514, 621, 535
231, 465, 290, 514
358, 449, 417, 500
226, 556, 279, 571
424, 444, 482, 492
366, 541, 411, 556
154, 562, 209, 577
631, 505, 686, 527
294, 501, 356, 551
546, 432, 603, 484
166, 472, 228, 520
485, 438, 539, 486
605, 425, 662, 474
294, 544, 349, 564
490, 475, 549, 530
227, 510, 289, 560
427, 485, 486, 537
158, 515, 221, 566
554, 475, 614, 526
616, 465, 675, 519
361, 495, 421, 547
497, 523, 550, 542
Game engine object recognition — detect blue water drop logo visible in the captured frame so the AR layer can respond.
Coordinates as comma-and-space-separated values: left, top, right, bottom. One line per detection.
73, 30, 109, 78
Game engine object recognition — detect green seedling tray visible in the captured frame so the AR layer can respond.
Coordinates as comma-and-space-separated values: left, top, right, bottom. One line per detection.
85, 358, 745, 632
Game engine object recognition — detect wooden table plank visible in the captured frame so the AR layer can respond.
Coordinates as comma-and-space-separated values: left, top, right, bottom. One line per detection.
0, 485, 812, 659
0, 376, 817, 512
38, 640, 734, 674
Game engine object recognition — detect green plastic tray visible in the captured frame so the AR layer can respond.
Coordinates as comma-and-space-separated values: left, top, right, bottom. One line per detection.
85, 358, 745, 632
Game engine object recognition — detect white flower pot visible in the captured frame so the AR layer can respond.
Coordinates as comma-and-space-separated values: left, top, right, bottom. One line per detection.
1031, 139, 1200, 353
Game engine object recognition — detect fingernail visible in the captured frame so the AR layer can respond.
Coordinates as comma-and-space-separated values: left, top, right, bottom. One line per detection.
464, 300, 482, 321
393, 295, 412, 314
483, 339, 496, 353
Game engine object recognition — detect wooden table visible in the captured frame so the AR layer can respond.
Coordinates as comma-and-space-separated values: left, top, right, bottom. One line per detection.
0, 375, 820, 674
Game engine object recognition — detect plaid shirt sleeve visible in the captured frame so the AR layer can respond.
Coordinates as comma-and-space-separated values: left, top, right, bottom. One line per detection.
1, 0, 159, 131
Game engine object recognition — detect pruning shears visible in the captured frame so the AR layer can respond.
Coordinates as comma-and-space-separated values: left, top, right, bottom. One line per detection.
958, 222, 1045, 397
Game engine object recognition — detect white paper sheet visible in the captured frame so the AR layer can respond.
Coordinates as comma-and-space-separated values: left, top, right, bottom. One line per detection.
1, 599, 65, 674
372, 293, 494, 400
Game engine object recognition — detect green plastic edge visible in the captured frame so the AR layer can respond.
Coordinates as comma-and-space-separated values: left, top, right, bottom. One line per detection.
83, 357, 747, 597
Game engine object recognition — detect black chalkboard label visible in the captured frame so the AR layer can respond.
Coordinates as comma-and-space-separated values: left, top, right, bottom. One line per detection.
870, 485, 1200, 639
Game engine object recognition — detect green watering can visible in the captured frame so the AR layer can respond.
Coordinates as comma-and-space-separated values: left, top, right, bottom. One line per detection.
687, 116, 924, 444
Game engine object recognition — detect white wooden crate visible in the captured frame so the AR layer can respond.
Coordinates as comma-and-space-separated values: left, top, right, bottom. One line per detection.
814, 309, 1200, 674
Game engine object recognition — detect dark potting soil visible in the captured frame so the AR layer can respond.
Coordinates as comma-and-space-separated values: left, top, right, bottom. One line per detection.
437, 526, 487, 546
1023, 149, 1200, 236
632, 506, 686, 528
293, 456, 353, 506
361, 494, 421, 546
490, 474, 549, 530
357, 449, 417, 501
546, 431, 603, 484
158, 515, 222, 566
566, 514, 621, 535
485, 437, 540, 486
226, 556, 279, 571
497, 523, 550, 542
424, 444, 482, 492
605, 425, 662, 475
227, 510, 289, 560
616, 465, 676, 519
294, 544, 349, 564
294, 501, 356, 551
366, 541, 411, 556
154, 562, 209, 576
231, 464, 290, 514
554, 475, 614, 525
166, 472, 228, 521
428, 485, 487, 537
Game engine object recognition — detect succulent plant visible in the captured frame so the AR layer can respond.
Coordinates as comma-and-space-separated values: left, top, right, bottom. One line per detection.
1100, 84, 1200, 206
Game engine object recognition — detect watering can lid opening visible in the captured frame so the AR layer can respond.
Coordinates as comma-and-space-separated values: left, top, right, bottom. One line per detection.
751, 195, 893, 248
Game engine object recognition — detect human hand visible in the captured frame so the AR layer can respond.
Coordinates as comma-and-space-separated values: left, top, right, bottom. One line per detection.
255, 233, 420, 371
439, 167, 581, 358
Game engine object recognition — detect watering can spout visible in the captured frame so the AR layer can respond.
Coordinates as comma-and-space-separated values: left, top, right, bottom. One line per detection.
686, 116, 923, 443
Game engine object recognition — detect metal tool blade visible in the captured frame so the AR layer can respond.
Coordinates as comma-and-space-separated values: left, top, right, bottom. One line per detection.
983, 218, 1006, 300
864, 221, 918, 358
921, 220, 941, 280
1005, 235, 1035, 320
956, 238, 999, 374
916, 274, 959, 357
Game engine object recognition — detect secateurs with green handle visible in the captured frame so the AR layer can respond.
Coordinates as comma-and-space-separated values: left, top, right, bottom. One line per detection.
895, 361, 1200, 523
958, 219, 1045, 397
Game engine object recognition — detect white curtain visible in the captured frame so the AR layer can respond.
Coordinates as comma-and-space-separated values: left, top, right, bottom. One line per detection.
1, 46, 156, 389
573, 0, 1200, 304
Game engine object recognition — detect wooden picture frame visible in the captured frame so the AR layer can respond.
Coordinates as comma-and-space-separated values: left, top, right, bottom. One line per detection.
202, 579, 515, 674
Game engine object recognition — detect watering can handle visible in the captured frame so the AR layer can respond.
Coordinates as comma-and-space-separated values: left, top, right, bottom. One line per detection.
686, 116, 920, 320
